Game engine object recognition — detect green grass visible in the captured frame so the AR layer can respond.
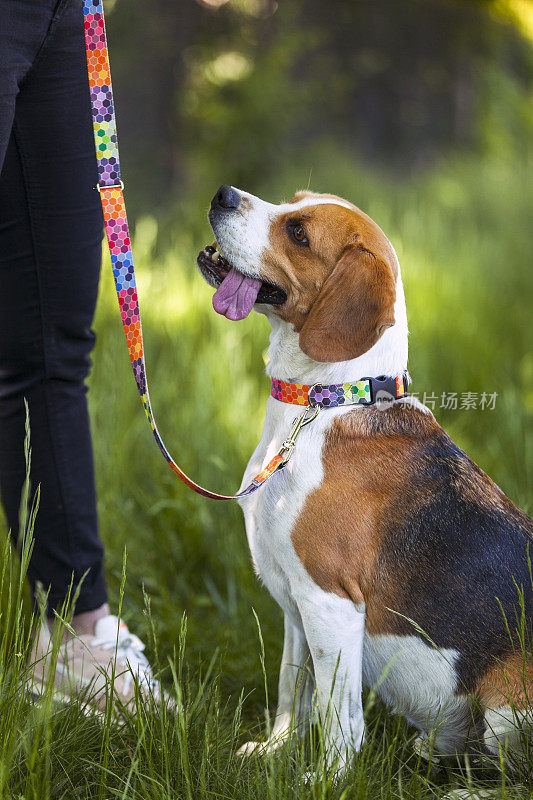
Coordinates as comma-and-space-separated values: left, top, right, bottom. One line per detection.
0, 150, 532, 798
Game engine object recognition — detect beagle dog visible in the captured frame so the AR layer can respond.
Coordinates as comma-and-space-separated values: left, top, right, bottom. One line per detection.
197, 185, 532, 768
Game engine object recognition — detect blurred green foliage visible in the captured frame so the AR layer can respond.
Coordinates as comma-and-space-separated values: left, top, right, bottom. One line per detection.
104, 0, 533, 220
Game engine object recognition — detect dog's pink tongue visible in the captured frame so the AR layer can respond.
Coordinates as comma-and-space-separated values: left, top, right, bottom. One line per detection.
212, 267, 262, 321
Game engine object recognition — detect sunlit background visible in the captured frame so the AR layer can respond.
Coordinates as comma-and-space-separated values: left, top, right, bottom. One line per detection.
105, 0, 532, 213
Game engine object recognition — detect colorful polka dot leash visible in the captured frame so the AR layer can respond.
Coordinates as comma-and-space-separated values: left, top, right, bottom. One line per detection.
82, 0, 308, 499
83, 0, 408, 500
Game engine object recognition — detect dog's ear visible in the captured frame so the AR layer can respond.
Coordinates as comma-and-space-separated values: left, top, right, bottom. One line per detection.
289, 190, 313, 204
298, 244, 396, 363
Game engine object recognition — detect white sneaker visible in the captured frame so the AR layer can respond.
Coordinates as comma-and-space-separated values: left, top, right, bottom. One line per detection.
30, 614, 161, 711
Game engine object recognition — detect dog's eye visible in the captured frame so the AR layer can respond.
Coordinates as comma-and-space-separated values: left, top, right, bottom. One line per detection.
289, 223, 309, 246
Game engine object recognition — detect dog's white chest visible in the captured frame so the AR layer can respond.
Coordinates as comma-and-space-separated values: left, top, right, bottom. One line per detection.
237, 398, 350, 626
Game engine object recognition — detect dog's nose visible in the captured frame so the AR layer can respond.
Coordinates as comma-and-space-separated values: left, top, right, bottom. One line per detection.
212, 185, 240, 210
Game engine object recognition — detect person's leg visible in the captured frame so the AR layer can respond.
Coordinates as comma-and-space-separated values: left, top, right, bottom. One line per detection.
0, 0, 108, 619
0, 0, 61, 167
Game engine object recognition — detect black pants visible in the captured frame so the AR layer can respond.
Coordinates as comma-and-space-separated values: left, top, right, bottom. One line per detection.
0, 0, 107, 613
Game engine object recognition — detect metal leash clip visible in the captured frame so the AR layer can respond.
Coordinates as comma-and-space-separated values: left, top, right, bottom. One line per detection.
278, 404, 320, 467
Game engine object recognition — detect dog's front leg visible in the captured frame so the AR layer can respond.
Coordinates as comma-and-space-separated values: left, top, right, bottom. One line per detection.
299, 591, 366, 773
238, 614, 313, 756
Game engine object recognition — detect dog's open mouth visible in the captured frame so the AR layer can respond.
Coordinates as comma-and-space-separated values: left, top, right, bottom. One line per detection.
197, 244, 287, 321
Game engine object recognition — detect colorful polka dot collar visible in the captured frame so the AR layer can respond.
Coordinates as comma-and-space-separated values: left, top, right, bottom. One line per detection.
271, 375, 409, 408
83, 1, 408, 500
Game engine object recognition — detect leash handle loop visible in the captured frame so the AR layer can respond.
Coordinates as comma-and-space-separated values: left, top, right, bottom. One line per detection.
83, 0, 296, 500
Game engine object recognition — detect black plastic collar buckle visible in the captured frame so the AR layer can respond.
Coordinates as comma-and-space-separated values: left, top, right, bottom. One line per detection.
369, 374, 408, 405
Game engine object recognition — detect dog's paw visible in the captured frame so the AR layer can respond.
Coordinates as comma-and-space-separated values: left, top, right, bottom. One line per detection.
236, 740, 263, 757
236, 739, 284, 757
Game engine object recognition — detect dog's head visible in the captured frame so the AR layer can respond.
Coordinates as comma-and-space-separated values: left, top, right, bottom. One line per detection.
197, 186, 399, 363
